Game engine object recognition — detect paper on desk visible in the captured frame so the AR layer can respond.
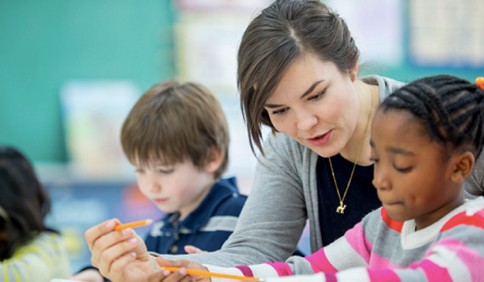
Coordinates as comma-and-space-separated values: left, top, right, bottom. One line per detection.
264, 273, 324, 282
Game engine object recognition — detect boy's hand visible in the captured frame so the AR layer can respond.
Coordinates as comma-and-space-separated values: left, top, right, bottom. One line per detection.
84, 218, 158, 281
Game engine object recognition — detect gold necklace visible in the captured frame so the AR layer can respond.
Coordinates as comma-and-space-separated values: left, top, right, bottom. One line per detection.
329, 86, 375, 214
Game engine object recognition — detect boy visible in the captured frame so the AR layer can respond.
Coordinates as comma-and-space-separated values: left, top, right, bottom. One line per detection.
73, 81, 246, 281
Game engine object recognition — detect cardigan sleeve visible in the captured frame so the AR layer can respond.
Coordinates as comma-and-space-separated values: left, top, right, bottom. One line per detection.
205, 206, 484, 282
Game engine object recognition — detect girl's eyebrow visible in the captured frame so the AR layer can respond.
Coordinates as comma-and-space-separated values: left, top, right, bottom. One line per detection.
264, 80, 324, 108
370, 140, 415, 156
387, 147, 415, 156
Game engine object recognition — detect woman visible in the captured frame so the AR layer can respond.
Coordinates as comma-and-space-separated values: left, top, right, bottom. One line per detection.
84, 1, 483, 280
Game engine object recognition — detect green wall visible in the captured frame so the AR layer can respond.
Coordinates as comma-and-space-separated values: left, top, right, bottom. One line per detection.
1, 1, 482, 164
0, 1, 176, 162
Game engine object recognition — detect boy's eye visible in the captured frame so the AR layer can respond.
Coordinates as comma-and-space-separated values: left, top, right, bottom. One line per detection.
157, 168, 174, 174
135, 168, 145, 173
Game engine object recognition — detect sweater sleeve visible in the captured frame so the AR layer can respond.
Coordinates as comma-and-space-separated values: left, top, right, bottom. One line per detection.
0, 232, 72, 281
159, 133, 310, 266
204, 218, 373, 281
206, 207, 484, 282
465, 151, 484, 197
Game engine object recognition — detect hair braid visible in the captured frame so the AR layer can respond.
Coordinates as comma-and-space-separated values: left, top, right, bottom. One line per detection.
380, 75, 484, 158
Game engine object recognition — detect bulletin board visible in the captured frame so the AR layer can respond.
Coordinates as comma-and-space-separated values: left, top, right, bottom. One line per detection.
0, 1, 176, 163
408, 0, 484, 68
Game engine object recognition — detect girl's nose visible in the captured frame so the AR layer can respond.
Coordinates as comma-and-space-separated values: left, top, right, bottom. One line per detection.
372, 168, 390, 191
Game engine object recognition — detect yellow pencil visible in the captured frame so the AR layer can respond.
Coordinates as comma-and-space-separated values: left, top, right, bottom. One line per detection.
114, 219, 153, 231
162, 266, 263, 281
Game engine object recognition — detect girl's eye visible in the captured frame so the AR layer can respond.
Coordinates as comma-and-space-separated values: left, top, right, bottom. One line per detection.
393, 164, 413, 173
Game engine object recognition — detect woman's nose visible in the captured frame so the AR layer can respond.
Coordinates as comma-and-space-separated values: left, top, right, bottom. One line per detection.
296, 110, 317, 131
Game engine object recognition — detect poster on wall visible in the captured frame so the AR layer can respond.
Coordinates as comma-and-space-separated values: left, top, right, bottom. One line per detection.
174, 2, 271, 194
176, 0, 271, 11
60, 80, 139, 179
409, 0, 484, 67
325, 0, 403, 67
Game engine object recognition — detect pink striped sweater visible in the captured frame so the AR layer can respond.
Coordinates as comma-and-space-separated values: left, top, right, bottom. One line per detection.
206, 197, 484, 282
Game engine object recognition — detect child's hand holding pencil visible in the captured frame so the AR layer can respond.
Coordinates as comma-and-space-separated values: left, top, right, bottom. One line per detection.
154, 257, 263, 282
114, 219, 153, 231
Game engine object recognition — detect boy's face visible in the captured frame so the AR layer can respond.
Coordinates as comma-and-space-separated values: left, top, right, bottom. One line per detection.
370, 109, 464, 230
133, 159, 214, 220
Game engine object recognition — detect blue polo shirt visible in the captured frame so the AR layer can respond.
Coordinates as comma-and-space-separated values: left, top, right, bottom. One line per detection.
144, 176, 247, 254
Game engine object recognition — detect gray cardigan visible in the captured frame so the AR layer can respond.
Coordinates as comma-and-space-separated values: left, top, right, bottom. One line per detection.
159, 75, 484, 267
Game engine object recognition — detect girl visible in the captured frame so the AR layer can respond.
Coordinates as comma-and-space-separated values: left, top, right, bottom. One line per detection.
0, 146, 71, 281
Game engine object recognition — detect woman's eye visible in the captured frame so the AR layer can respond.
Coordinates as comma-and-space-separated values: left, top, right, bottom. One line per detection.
308, 91, 325, 101
271, 108, 288, 115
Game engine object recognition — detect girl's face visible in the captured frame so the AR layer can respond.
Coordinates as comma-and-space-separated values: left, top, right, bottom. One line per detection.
133, 159, 215, 220
264, 53, 359, 157
370, 109, 464, 230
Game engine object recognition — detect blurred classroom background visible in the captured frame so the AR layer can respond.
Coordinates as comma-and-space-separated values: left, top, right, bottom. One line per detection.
0, 0, 483, 272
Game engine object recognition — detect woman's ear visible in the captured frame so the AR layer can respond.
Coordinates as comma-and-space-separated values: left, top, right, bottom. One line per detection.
450, 151, 475, 183
204, 147, 224, 173
350, 62, 359, 82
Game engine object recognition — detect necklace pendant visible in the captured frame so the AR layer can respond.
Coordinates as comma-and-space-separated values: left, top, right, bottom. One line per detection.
336, 201, 347, 214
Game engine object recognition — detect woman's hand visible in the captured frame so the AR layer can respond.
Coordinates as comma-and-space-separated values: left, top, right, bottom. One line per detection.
184, 245, 206, 254
84, 218, 159, 282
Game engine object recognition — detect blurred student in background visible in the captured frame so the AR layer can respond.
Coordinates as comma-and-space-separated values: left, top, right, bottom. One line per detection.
72, 80, 247, 281
0, 146, 71, 281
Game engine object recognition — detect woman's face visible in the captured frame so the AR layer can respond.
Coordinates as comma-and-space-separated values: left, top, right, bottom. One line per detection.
264, 53, 359, 157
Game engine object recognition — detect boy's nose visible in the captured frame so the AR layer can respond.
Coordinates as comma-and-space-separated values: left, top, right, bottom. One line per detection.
149, 181, 162, 192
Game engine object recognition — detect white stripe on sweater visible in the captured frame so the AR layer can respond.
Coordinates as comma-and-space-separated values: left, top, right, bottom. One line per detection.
199, 216, 239, 232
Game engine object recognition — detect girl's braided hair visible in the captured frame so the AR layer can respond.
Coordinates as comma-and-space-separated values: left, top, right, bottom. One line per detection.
380, 75, 484, 158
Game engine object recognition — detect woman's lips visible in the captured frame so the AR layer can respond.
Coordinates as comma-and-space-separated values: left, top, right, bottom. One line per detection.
306, 130, 332, 146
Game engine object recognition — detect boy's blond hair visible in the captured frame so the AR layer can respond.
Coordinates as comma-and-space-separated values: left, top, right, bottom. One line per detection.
121, 80, 229, 179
